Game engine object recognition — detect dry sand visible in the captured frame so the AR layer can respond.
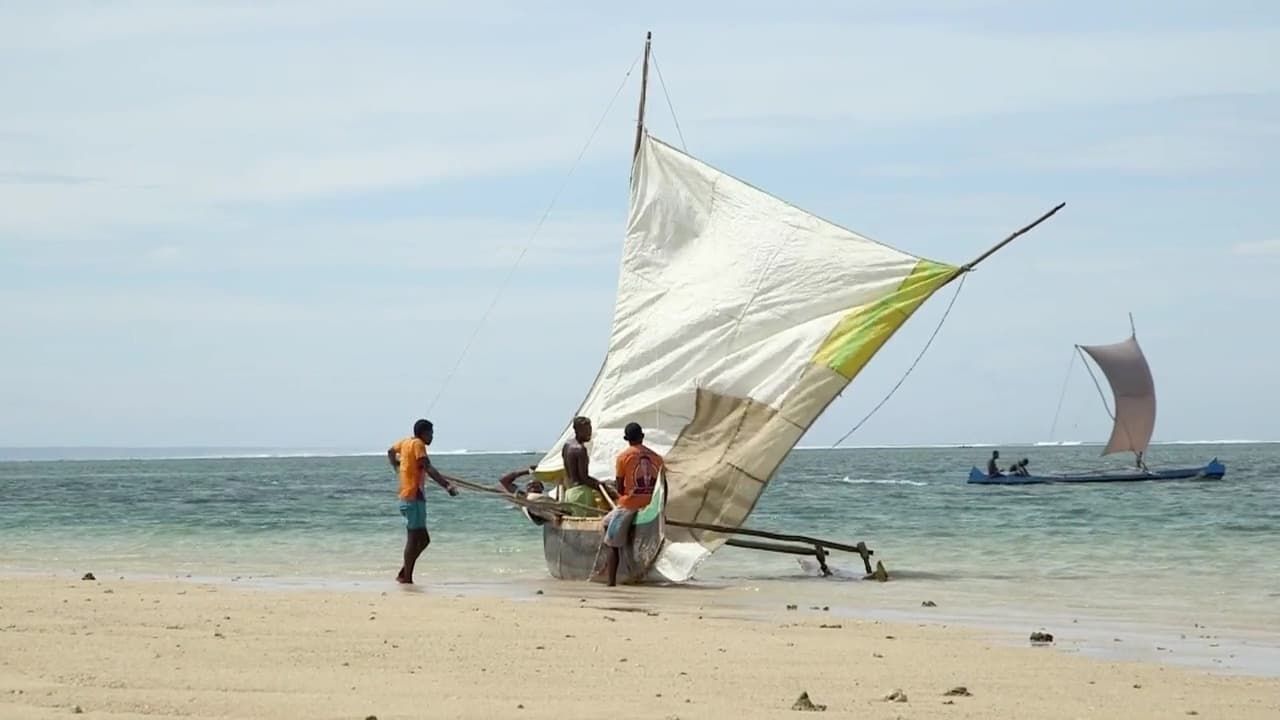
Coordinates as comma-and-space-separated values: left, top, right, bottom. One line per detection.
1, 576, 1276, 719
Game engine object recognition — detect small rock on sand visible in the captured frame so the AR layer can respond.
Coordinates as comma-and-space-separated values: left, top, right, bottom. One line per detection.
819, 624, 842, 629
1030, 631, 1054, 645
535, 590, 544, 595
921, 600, 937, 607
884, 689, 907, 703
786, 604, 798, 610
73, 706, 84, 714
81, 573, 95, 581
944, 686, 972, 697
790, 691, 826, 711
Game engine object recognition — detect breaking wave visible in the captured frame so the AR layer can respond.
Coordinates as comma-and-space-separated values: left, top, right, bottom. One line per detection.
838, 476, 928, 487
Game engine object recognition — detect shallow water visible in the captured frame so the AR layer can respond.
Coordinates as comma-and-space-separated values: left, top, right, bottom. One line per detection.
3, 443, 1277, 673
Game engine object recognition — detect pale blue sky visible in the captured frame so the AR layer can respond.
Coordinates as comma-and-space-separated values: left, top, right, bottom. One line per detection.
2, 1, 1277, 451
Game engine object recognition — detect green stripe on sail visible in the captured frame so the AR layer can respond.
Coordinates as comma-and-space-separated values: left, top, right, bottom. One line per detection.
812, 259, 956, 379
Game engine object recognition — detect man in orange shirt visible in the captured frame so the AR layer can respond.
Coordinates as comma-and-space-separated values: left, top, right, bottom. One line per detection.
602, 422, 663, 586
387, 418, 461, 584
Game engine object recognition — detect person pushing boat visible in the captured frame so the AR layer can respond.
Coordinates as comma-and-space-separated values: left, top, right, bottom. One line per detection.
387, 419, 461, 585
602, 422, 664, 587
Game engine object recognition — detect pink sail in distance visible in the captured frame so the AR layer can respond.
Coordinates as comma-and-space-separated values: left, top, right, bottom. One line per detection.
1078, 335, 1156, 457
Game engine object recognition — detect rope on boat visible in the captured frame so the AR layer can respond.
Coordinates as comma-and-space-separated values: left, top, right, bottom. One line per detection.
1077, 345, 1116, 420
826, 203, 1065, 447
830, 273, 968, 447
424, 51, 644, 413
447, 476, 606, 518
649, 50, 688, 151
1047, 348, 1078, 440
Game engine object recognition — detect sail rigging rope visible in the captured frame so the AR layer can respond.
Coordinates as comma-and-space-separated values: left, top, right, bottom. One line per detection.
649, 51, 688, 151
830, 272, 968, 448
1077, 346, 1116, 420
424, 52, 643, 413
1046, 348, 1078, 440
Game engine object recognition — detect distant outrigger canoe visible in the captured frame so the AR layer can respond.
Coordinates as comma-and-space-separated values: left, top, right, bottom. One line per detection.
969, 322, 1226, 486
967, 459, 1226, 485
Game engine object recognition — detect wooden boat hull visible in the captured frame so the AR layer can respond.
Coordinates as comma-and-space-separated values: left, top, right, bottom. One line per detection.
541, 480, 667, 584
966, 458, 1226, 485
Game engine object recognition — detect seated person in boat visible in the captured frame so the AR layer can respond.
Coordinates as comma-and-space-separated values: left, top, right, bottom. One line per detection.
1010, 458, 1031, 477
561, 416, 608, 515
986, 450, 1003, 478
498, 465, 539, 495
602, 422, 664, 587
499, 465, 553, 526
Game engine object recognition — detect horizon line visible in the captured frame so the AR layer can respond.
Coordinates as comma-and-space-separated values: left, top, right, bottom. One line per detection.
0, 439, 1272, 462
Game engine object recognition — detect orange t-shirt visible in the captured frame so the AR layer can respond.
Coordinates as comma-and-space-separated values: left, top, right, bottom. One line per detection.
614, 444, 663, 510
392, 437, 428, 501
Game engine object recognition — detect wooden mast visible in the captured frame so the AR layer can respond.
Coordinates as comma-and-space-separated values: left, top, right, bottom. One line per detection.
632, 31, 652, 161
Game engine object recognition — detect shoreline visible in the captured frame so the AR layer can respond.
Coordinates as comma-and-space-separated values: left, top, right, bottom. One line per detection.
6, 565, 1278, 680
1, 575, 1277, 720
1, 439, 1271, 462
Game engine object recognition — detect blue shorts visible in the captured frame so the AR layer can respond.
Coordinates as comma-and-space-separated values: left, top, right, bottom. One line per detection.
602, 508, 636, 548
399, 500, 427, 530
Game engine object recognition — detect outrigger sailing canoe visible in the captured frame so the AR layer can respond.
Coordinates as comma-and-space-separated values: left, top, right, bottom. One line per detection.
967, 460, 1226, 485
967, 323, 1227, 485
521, 33, 1064, 583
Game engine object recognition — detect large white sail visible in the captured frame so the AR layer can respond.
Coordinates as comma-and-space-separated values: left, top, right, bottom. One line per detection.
533, 133, 957, 582
1079, 335, 1157, 458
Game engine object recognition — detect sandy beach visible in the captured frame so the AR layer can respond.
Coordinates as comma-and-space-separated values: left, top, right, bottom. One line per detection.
1, 576, 1276, 720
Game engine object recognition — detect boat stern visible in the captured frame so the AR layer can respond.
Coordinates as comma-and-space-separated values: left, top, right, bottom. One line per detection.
1202, 458, 1227, 479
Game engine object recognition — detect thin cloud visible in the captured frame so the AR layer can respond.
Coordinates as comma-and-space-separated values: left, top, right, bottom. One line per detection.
0, 172, 104, 185
1232, 239, 1280, 256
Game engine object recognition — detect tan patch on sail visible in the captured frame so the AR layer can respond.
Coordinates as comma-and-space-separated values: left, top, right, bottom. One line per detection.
662, 365, 849, 548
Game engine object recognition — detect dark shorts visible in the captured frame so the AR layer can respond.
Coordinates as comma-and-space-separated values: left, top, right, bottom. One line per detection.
399, 500, 427, 530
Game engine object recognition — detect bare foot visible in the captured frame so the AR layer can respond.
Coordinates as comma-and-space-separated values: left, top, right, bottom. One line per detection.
397, 576, 413, 585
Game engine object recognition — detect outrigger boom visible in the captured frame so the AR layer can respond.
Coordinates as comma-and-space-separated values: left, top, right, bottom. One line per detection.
666, 519, 875, 577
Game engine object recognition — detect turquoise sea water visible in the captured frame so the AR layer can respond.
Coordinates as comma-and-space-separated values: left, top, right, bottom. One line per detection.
3, 443, 1278, 673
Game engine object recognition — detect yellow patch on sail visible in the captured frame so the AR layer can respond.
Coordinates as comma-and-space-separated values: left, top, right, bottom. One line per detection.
812, 259, 956, 379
